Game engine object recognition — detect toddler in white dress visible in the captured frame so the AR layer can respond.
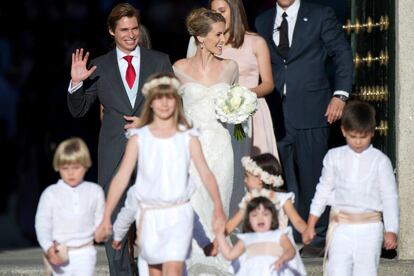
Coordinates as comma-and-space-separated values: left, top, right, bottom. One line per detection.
223, 153, 307, 275
215, 195, 297, 275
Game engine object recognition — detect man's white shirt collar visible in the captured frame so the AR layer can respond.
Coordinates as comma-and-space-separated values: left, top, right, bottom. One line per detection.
276, 0, 300, 20
116, 46, 140, 61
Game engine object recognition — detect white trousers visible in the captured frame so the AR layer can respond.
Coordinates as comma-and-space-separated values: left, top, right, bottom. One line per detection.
50, 246, 96, 276
327, 222, 383, 276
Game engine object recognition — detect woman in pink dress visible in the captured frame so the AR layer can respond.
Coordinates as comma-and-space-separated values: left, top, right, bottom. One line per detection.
187, 0, 279, 214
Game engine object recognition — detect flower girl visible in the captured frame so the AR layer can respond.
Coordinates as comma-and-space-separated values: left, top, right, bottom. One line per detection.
225, 153, 307, 275
95, 73, 226, 276
215, 195, 296, 275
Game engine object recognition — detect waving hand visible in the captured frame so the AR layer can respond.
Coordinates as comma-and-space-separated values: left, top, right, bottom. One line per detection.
71, 48, 97, 86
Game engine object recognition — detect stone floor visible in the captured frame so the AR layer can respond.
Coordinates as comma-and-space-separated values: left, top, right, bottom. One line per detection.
0, 246, 414, 276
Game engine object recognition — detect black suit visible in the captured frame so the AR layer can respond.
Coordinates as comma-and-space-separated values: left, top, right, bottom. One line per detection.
68, 46, 173, 275
255, 1, 353, 246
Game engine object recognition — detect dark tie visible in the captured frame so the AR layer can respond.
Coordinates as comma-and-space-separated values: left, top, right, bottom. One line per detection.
123, 55, 136, 89
277, 12, 289, 59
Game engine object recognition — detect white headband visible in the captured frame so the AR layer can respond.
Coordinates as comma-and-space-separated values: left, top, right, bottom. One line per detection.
239, 188, 281, 210
141, 76, 182, 97
241, 156, 284, 187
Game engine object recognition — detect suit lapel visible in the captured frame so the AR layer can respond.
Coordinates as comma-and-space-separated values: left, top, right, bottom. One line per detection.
288, 2, 310, 60
266, 7, 279, 52
132, 47, 150, 114
105, 49, 133, 112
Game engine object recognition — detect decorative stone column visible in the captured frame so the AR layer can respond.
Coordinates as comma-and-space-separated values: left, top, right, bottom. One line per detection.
396, 0, 414, 260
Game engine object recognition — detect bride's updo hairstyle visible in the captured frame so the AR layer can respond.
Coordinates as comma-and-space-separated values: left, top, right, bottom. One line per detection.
139, 73, 191, 130
186, 8, 225, 45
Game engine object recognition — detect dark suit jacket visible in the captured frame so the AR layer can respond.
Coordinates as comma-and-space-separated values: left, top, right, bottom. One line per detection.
67, 47, 173, 190
255, 2, 353, 137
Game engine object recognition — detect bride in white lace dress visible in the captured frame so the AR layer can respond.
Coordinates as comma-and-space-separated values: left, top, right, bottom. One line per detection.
173, 8, 238, 275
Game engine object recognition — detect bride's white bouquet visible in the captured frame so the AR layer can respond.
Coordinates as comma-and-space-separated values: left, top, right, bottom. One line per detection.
214, 84, 258, 141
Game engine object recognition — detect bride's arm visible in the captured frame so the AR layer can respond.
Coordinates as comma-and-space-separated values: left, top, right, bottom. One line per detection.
189, 136, 226, 230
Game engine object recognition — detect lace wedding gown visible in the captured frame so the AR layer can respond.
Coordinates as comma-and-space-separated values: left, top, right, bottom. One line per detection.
174, 61, 238, 275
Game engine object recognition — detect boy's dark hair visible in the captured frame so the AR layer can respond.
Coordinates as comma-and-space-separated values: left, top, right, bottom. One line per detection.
341, 100, 376, 133
243, 196, 279, 233
250, 153, 282, 191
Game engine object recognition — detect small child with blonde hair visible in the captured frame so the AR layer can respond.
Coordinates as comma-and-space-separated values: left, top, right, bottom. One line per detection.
35, 137, 105, 275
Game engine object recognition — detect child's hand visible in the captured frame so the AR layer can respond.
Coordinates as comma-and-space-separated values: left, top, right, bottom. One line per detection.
46, 244, 65, 265
112, 240, 122, 250
203, 239, 219, 256
302, 227, 316, 245
384, 232, 398, 250
272, 259, 285, 272
95, 220, 112, 243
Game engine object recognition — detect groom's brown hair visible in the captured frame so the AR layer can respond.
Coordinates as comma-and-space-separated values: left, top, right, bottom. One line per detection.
107, 3, 141, 33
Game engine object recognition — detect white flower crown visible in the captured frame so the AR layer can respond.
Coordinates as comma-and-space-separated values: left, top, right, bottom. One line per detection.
141, 76, 182, 97
239, 188, 280, 210
241, 156, 284, 187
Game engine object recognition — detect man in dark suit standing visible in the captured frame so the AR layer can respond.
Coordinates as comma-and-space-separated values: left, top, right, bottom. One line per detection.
255, 0, 353, 255
67, 3, 173, 275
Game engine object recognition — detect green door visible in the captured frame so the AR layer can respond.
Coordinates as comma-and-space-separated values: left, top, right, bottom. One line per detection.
346, 0, 395, 163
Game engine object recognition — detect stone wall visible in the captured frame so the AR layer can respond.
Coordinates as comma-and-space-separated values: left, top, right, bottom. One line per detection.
396, 0, 414, 260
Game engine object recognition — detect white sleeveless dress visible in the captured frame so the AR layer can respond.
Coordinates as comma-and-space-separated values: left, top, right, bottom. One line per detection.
113, 126, 198, 264
236, 229, 299, 276
174, 61, 238, 275
234, 192, 307, 275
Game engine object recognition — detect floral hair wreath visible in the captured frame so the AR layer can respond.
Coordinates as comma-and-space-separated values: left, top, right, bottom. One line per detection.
239, 188, 280, 210
141, 76, 182, 97
241, 156, 284, 187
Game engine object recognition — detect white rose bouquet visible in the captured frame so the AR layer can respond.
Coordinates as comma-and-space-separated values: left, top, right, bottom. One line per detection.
214, 84, 258, 141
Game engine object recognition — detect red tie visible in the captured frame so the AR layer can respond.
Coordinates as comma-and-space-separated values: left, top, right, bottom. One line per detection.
123, 55, 136, 89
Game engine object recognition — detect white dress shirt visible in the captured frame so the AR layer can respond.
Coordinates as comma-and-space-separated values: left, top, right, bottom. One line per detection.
273, 0, 300, 48
68, 46, 141, 107
35, 180, 105, 252
310, 145, 399, 233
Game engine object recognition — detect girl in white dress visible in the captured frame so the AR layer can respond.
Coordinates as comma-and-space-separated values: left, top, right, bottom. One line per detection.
96, 73, 226, 276
225, 153, 307, 275
215, 196, 296, 275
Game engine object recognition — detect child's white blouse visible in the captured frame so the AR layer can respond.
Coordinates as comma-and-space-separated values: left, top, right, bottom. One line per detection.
34, 180, 105, 252
127, 126, 198, 205
310, 145, 399, 233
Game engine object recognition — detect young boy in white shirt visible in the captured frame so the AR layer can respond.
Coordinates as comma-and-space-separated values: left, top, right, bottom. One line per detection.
302, 100, 399, 276
35, 137, 105, 275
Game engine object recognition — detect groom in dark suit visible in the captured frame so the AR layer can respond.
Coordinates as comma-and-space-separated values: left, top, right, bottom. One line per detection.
255, 0, 353, 255
67, 3, 173, 275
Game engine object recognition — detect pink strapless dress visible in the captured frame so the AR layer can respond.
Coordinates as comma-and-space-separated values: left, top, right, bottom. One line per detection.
220, 33, 278, 158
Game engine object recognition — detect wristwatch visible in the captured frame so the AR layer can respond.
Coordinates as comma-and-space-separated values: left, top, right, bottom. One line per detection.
333, 94, 349, 102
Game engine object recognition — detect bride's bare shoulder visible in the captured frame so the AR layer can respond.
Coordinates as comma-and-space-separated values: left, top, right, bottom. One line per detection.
173, 58, 188, 69
221, 58, 238, 71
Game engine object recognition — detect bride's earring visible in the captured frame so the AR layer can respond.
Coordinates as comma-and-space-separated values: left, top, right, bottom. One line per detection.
200, 41, 204, 50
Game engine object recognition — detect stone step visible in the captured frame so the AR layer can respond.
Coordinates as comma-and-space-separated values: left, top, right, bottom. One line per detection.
1, 246, 413, 275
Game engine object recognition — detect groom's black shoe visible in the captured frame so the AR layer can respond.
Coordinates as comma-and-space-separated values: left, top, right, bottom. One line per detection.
300, 245, 325, 258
